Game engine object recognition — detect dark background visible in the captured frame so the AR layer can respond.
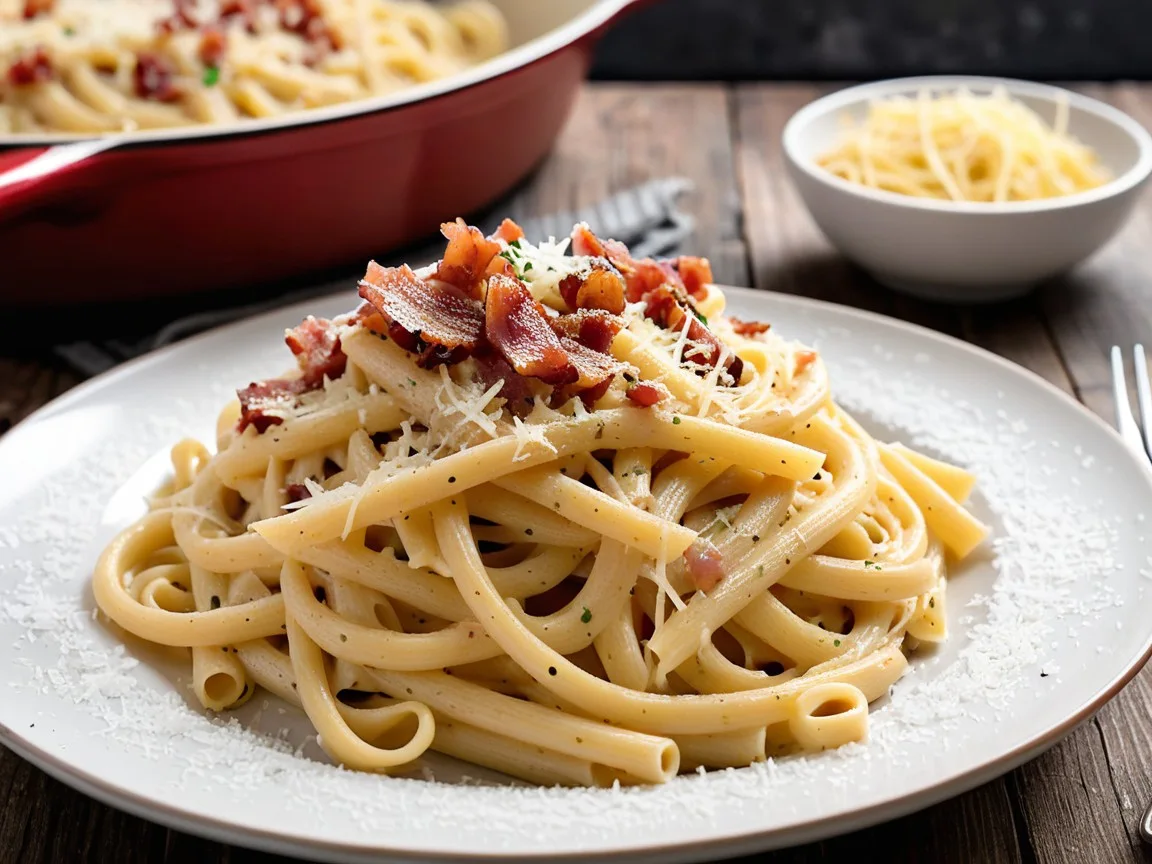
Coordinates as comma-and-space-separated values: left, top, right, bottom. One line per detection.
590, 0, 1150, 80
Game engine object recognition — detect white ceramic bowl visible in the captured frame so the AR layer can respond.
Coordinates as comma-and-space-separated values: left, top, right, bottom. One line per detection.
782, 76, 1152, 303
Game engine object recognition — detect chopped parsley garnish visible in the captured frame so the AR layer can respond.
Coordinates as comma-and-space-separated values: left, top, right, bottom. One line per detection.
692, 308, 708, 325
523, 262, 533, 272
580, 607, 592, 624
632, 467, 647, 476
672, 416, 681, 425
833, 639, 841, 647
63, 26, 75, 36
202, 65, 220, 87
407, 378, 417, 387
864, 560, 880, 569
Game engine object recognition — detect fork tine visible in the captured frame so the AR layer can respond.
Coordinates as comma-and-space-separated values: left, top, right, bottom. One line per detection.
1111, 345, 1147, 458
1134, 344, 1152, 457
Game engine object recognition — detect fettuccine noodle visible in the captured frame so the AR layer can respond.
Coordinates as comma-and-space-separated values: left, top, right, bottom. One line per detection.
93, 217, 988, 785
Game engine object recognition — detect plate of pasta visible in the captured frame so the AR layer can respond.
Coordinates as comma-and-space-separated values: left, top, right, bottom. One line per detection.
1, 219, 1151, 861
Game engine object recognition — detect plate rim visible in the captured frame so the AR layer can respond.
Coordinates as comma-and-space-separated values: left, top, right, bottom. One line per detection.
2, 284, 1151, 862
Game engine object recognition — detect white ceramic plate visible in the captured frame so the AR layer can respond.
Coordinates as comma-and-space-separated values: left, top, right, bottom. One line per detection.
2, 287, 1150, 862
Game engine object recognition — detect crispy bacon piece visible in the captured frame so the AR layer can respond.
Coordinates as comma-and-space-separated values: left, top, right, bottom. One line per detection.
794, 349, 818, 375
276, 0, 338, 44
485, 254, 516, 279
562, 339, 625, 390
22, 0, 53, 18
157, 0, 198, 33
570, 223, 631, 265
7, 47, 53, 86
358, 261, 485, 368
731, 317, 771, 337
549, 309, 624, 354
485, 274, 574, 385
134, 52, 180, 102
237, 318, 346, 433
625, 381, 666, 407
685, 542, 725, 591
643, 286, 742, 383
218, 0, 258, 31
236, 379, 301, 433
485, 275, 627, 398
575, 376, 613, 409
472, 349, 536, 410
492, 218, 525, 244
672, 256, 713, 299
558, 264, 625, 314
570, 224, 740, 382
198, 27, 226, 66
285, 483, 312, 503
435, 219, 502, 297
286, 316, 347, 385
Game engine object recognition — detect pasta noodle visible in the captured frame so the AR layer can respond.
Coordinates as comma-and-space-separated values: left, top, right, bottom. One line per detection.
92, 216, 989, 785
816, 86, 1111, 202
0, 0, 507, 135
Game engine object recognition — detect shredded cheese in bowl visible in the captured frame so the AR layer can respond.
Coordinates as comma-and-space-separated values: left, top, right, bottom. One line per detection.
816, 86, 1112, 203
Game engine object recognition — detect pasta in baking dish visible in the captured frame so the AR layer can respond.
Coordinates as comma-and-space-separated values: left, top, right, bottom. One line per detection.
0, 0, 507, 134
93, 217, 989, 786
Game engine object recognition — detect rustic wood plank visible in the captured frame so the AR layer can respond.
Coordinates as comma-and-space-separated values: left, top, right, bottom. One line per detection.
508, 82, 749, 286
755, 781, 1022, 863
1092, 668, 1152, 863
1036, 83, 1152, 418
1012, 721, 1138, 864
1031, 82, 1152, 862
0, 748, 169, 864
0, 358, 81, 433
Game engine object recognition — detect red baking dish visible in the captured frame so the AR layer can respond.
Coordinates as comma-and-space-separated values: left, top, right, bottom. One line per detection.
0, 0, 646, 305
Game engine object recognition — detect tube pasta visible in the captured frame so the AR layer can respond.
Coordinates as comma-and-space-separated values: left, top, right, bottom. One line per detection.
92, 217, 986, 785
0, 1, 509, 136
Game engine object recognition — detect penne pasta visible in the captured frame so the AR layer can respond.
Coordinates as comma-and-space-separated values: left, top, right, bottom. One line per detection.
91, 217, 986, 785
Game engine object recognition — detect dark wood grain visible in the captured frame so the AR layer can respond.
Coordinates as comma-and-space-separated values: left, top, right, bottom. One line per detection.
512, 82, 749, 286
2, 80, 1150, 864
1015, 82, 1152, 864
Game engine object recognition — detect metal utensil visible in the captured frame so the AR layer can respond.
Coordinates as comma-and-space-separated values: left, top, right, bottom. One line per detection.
1108, 343, 1152, 845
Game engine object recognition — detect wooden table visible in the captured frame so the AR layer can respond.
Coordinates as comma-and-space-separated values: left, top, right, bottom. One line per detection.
3, 82, 1152, 864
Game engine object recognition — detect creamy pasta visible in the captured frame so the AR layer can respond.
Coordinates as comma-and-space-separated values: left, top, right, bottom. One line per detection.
0, 0, 507, 134
92, 217, 988, 785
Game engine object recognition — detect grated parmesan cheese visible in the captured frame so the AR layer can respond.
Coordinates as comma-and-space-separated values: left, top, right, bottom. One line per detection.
0, 301, 1143, 855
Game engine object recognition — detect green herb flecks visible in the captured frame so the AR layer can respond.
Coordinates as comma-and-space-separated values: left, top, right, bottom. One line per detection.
580, 607, 592, 624
202, 65, 220, 87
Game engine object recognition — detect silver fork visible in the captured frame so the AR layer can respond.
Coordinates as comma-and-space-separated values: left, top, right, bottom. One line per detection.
1109, 344, 1152, 845
1110, 345, 1152, 465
